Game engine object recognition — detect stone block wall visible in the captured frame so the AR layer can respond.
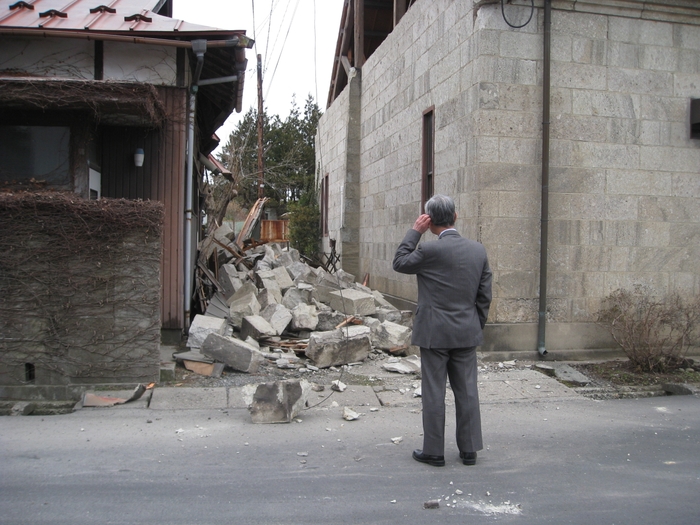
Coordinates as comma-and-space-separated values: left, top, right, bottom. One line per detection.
316, 0, 700, 354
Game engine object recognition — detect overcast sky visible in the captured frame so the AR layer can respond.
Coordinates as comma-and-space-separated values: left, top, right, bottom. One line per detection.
173, 0, 344, 148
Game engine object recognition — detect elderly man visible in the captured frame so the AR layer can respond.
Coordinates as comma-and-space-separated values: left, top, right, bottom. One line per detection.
393, 194, 492, 467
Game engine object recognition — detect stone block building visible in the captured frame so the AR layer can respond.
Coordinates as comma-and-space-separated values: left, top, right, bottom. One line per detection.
315, 0, 700, 358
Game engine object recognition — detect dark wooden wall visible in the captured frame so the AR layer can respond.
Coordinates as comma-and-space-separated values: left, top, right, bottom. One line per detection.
101, 86, 188, 331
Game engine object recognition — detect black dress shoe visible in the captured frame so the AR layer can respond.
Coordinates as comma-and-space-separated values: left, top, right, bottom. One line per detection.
412, 449, 445, 467
460, 451, 477, 465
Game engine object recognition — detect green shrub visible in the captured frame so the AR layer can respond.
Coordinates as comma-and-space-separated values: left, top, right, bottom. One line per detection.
287, 179, 320, 258
597, 286, 700, 373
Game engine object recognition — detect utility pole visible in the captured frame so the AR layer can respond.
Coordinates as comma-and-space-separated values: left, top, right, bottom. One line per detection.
256, 53, 264, 199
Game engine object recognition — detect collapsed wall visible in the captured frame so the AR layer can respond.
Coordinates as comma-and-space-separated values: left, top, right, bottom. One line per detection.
0, 192, 163, 400
187, 231, 417, 375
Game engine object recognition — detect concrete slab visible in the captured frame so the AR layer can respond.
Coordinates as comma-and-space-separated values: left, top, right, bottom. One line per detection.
375, 388, 422, 408
553, 364, 592, 385
149, 387, 227, 410
478, 369, 584, 402
324, 385, 379, 407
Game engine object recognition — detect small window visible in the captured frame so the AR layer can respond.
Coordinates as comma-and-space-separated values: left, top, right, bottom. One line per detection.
691, 98, 700, 139
0, 126, 71, 187
421, 107, 435, 212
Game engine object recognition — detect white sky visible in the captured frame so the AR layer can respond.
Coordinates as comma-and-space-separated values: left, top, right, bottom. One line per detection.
173, 0, 345, 150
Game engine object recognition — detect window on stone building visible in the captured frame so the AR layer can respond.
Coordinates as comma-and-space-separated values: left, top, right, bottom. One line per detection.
321, 173, 329, 236
421, 107, 435, 212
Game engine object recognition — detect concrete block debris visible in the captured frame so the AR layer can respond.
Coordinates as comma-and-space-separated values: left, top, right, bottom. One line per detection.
248, 380, 311, 423
186, 315, 227, 349
306, 326, 372, 368
188, 240, 419, 386
200, 333, 265, 373
382, 355, 421, 374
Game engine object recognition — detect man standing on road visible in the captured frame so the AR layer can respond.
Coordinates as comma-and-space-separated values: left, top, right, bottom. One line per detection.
393, 194, 492, 467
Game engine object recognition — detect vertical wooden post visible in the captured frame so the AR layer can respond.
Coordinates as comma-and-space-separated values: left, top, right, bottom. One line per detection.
256, 53, 264, 199
354, 0, 364, 68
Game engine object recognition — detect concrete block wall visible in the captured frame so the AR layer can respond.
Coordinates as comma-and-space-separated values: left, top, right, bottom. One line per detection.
316, 0, 700, 355
358, 0, 478, 301
316, 76, 351, 258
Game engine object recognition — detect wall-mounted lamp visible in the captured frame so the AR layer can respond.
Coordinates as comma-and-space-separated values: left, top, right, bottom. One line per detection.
134, 148, 145, 167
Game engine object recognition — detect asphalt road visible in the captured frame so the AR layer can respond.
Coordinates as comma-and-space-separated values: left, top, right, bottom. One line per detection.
1, 395, 699, 525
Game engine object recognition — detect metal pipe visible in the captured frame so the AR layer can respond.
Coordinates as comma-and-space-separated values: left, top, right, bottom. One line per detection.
537, 0, 552, 357
183, 40, 206, 329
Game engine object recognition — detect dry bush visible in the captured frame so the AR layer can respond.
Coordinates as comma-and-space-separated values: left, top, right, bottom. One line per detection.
597, 285, 700, 373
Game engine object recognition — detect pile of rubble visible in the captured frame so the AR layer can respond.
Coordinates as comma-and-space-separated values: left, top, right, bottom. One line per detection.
179, 238, 421, 422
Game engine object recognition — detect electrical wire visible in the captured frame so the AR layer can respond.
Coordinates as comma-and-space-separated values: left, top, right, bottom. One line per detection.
264, 0, 301, 101
501, 0, 535, 29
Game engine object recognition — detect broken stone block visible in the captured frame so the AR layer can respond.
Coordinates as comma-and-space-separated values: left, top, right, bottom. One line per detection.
226, 282, 258, 306
258, 266, 295, 292
372, 320, 412, 351
240, 315, 277, 341
297, 282, 314, 299
316, 309, 348, 331
201, 333, 265, 373
306, 325, 372, 368
219, 264, 244, 299
187, 314, 228, 349
343, 406, 360, 420
228, 292, 261, 329
382, 355, 421, 374
309, 283, 335, 305
372, 289, 398, 310
257, 287, 280, 309
254, 245, 276, 271
329, 289, 376, 316
261, 303, 293, 335
312, 266, 346, 287
282, 286, 309, 310
335, 269, 355, 284
374, 306, 404, 324
287, 260, 312, 282
291, 304, 318, 331
249, 380, 311, 423
274, 250, 298, 268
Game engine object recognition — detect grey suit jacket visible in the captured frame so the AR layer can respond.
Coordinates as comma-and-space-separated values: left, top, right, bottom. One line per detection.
393, 229, 492, 349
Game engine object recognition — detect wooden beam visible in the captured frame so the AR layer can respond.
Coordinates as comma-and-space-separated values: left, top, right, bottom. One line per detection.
340, 55, 352, 75
354, 0, 365, 68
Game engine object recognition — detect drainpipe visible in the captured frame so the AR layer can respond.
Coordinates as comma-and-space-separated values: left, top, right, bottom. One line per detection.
537, 0, 551, 357
184, 39, 207, 329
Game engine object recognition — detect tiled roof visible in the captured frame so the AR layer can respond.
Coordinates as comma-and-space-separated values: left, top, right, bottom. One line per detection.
0, 0, 236, 34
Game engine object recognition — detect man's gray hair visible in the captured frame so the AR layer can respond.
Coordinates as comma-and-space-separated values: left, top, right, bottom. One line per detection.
425, 194, 456, 226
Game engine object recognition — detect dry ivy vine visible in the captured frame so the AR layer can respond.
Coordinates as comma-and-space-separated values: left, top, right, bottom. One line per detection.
0, 192, 164, 383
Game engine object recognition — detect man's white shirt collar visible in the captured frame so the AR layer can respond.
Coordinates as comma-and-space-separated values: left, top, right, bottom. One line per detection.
438, 228, 457, 239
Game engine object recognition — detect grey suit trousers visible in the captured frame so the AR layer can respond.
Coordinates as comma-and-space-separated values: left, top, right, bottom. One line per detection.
420, 346, 483, 456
